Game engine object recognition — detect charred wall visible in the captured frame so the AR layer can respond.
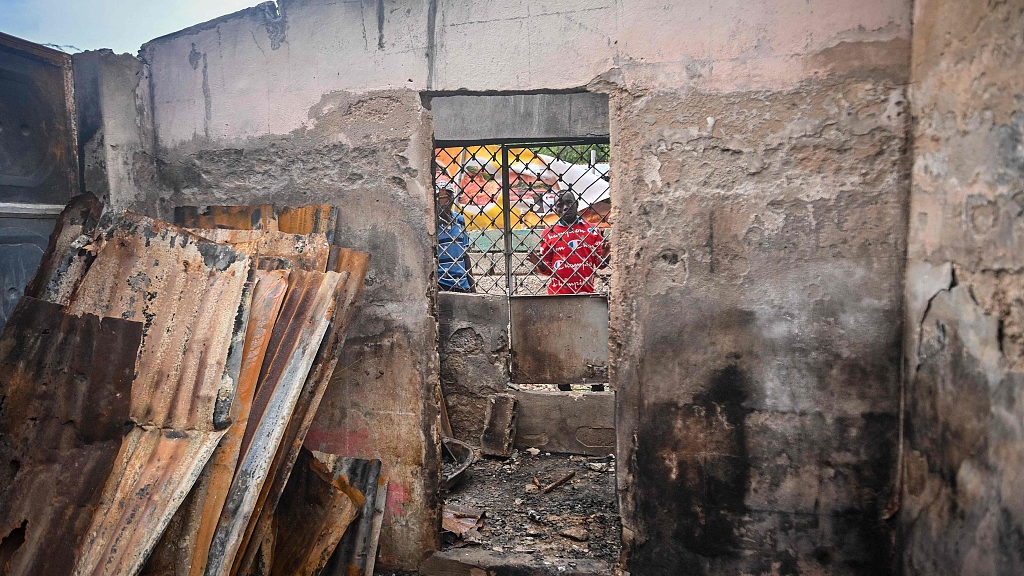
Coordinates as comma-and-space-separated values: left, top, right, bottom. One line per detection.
76, 0, 919, 571
610, 48, 911, 574
140, 87, 440, 568
72, 50, 156, 210
900, 0, 1024, 573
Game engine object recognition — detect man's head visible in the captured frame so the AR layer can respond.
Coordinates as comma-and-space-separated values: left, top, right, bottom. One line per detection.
436, 181, 455, 212
553, 190, 579, 223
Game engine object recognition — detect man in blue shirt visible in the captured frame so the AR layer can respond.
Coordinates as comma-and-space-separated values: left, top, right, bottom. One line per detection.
437, 182, 475, 292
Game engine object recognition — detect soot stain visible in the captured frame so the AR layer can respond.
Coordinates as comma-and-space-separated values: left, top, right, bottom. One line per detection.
631, 364, 751, 576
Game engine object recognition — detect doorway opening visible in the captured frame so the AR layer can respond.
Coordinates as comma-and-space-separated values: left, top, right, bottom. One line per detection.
431, 139, 618, 573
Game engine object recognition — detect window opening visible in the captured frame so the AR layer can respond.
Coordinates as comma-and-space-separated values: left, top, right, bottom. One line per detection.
434, 141, 612, 297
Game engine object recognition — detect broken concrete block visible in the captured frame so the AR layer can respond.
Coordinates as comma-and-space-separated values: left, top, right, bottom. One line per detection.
480, 393, 519, 458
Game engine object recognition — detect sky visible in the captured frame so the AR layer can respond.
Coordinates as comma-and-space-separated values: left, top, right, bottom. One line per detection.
1, 0, 259, 55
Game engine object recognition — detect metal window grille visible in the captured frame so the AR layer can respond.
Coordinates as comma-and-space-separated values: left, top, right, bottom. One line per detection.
433, 141, 611, 296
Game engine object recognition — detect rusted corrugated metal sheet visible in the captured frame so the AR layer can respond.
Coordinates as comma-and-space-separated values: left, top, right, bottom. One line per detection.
23, 193, 103, 300
192, 229, 330, 272
205, 270, 343, 576
510, 294, 609, 384
319, 454, 388, 576
266, 449, 364, 576
277, 205, 338, 244
175, 205, 279, 231
64, 212, 252, 576
235, 250, 370, 574
143, 270, 291, 576
0, 298, 142, 576
66, 213, 250, 429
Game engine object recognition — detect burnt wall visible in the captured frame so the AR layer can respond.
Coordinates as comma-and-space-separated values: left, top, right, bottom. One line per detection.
71, 50, 156, 210
142, 87, 440, 568
610, 46, 911, 574
437, 292, 510, 442
900, 0, 1024, 573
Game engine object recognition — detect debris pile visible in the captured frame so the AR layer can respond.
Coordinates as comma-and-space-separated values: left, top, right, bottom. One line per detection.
0, 196, 384, 576
439, 449, 619, 568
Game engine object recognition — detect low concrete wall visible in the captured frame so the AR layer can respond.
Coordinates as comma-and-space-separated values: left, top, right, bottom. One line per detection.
514, 390, 615, 457
438, 292, 509, 443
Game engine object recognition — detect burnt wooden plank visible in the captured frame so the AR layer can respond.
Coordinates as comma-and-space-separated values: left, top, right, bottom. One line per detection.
0, 298, 142, 576
480, 394, 519, 458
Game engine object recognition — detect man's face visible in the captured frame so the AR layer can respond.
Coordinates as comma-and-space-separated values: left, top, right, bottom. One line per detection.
553, 193, 578, 221
437, 186, 454, 211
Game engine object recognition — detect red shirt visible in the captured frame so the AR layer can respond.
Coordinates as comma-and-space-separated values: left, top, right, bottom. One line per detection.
536, 221, 607, 295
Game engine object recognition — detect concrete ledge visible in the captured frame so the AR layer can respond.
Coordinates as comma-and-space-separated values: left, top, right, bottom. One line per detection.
421, 549, 610, 576
431, 93, 609, 142
512, 390, 615, 456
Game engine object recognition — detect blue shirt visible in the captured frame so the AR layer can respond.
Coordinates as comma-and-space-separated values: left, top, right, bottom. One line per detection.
438, 212, 471, 290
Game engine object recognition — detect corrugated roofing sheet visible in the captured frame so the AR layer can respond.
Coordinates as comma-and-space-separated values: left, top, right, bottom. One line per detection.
0, 298, 142, 576
62, 212, 252, 576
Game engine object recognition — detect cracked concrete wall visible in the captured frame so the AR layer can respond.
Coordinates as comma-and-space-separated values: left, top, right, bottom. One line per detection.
900, 0, 1024, 573
610, 64, 911, 574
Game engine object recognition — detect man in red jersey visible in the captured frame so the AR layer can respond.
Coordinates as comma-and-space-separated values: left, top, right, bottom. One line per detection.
528, 190, 609, 295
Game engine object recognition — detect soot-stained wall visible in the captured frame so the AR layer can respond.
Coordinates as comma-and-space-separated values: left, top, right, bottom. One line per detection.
610, 55, 911, 575
900, 0, 1024, 573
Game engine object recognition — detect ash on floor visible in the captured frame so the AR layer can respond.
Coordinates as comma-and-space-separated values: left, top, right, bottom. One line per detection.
442, 450, 620, 563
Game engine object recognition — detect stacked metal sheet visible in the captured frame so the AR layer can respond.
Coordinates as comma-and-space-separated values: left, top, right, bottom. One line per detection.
0, 197, 377, 576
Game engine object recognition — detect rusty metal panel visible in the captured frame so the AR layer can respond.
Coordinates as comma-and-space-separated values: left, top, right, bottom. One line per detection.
192, 228, 330, 272
142, 270, 291, 576
510, 294, 609, 384
23, 193, 103, 301
66, 213, 251, 429
321, 455, 388, 576
74, 427, 227, 576
267, 449, 364, 576
236, 251, 370, 574
205, 270, 342, 576
0, 32, 79, 205
63, 212, 253, 576
277, 205, 338, 244
175, 205, 279, 231
0, 298, 142, 576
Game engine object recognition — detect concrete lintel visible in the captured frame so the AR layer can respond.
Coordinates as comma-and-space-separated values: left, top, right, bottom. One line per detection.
430, 93, 609, 143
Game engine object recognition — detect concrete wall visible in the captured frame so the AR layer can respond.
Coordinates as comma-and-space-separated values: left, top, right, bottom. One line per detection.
437, 292, 509, 443
611, 71, 911, 575
899, 0, 1024, 573
80, 0, 916, 571
72, 50, 157, 210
